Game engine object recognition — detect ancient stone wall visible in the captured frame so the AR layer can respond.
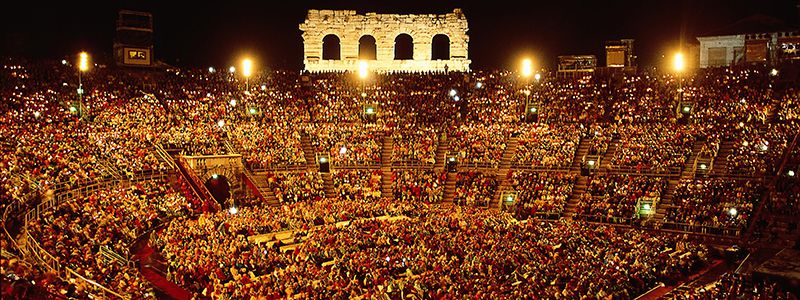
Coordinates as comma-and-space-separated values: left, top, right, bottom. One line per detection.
300, 9, 471, 72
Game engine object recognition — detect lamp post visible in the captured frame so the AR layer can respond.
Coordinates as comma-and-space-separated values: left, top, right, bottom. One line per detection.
673, 52, 685, 104
521, 58, 534, 114
242, 58, 253, 91
358, 60, 368, 98
77, 52, 90, 119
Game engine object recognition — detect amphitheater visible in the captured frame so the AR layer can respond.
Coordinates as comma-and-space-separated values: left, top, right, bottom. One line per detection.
2, 11, 800, 300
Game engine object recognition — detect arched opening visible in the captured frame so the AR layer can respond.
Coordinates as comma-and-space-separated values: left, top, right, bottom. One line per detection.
322, 34, 341, 60
359, 35, 377, 60
432, 34, 450, 60
204, 174, 231, 206
394, 34, 414, 60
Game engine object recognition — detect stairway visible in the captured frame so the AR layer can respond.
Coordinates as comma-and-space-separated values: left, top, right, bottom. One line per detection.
571, 137, 590, 171
381, 169, 394, 200
655, 179, 680, 222
563, 175, 589, 218
601, 137, 620, 169
300, 132, 316, 167
442, 172, 457, 204
321, 172, 335, 198
711, 140, 734, 176
381, 135, 393, 167
173, 156, 213, 204
490, 170, 511, 209
680, 140, 705, 179
434, 138, 449, 171
499, 137, 519, 170
248, 172, 280, 206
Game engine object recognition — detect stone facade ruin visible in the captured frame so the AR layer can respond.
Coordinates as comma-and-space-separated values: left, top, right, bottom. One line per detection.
300, 9, 471, 73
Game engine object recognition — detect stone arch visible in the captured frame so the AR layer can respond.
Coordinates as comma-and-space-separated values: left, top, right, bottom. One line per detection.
200, 165, 240, 191
322, 34, 341, 60
359, 35, 377, 60
394, 33, 414, 60
431, 34, 451, 60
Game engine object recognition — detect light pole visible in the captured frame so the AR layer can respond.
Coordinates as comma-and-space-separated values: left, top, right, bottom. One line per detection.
242, 58, 253, 91
358, 60, 368, 97
521, 58, 533, 114
673, 52, 685, 104
77, 52, 90, 119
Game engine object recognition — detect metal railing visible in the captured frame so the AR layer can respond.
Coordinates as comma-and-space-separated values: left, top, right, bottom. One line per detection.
15, 173, 173, 299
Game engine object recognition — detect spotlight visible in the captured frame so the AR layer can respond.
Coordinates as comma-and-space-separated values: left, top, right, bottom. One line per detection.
229, 66, 236, 73
339, 146, 347, 154
699, 163, 707, 170
476, 82, 483, 88
449, 157, 456, 162
642, 203, 651, 211
770, 69, 778, 76
229, 99, 237, 107
530, 107, 537, 113
319, 157, 327, 163
449, 89, 457, 97
33, 111, 40, 118
208, 67, 215, 73
729, 208, 737, 216
453, 95, 460, 101
61, 60, 67, 65
588, 160, 596, 166
788, 170, 795, 177
534, 73, 541, 81
212, 174, 219, 179
249, 107, 257, 114
217, 120, 225, 127
229, 206, 238, 215
261, 84, 267, 91
682, 106, 690, 113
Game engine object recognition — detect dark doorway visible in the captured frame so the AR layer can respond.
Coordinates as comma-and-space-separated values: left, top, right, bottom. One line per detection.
394, 34, 414, 60
359, 35, 377, 60
204, 174, 231, 205
322, 34, 341, 60
431, 34, 450, 60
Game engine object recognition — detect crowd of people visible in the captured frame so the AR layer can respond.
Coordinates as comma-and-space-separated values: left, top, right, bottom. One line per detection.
513, 123, 581, 169
577, 175, 666, 221
453, 171, 497, 206
392, 169, 446, 202
265, 171, 325, 203
26, 178, 198, 298
156, 204, 711, 299
509, 171, 577, 218
331, 169, 383, 201
2, 59, 799, 298
666, 178, 763, 229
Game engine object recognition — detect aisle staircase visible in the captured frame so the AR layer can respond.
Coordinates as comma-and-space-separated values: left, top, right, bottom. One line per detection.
601, 137, 620, 169
563, 175, 589, 218
571, 137, 590, 171
381, 135, 393, 167
680, 140, 705, 179
654, 179, 680, 222
434, 138, 449, 170
442, 172, 457, 204
248, 172, 280, 206
300, 132, 316, 168
321, 172, 335, 198
711, 140, 734, 176
381, 170, 394, 200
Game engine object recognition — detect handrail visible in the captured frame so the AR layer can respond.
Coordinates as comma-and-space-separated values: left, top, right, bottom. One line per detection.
15, 173, 174, 300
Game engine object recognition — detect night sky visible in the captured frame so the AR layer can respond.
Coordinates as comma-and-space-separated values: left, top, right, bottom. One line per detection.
2, 0, 798, 70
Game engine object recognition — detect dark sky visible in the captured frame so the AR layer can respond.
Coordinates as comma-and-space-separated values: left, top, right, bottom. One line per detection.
2, 0, 798, 69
